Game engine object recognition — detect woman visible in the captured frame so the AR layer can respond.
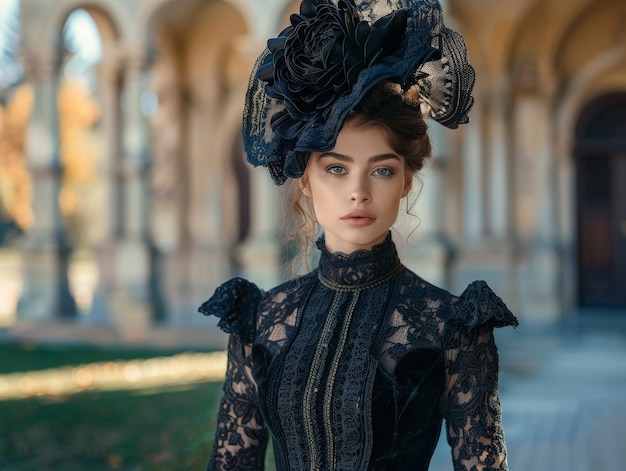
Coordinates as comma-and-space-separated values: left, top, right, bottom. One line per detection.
200, 1, 518, 469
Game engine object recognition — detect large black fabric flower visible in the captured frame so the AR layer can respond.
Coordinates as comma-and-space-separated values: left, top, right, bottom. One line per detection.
256, 0, 407, 141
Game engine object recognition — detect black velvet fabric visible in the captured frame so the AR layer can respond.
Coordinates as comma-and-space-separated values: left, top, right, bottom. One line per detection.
199, 233, 518, 470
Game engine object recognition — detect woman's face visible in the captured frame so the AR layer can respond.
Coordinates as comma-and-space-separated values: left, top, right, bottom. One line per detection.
301, 122, 413, 254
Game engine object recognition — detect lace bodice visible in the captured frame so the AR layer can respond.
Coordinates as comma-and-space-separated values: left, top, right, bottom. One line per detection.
199, 233, 518, 470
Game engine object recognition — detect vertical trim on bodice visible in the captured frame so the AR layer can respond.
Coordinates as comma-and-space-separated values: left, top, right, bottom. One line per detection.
321, 290, 360, 469
302, 290, 347, 469
266, 280, 395, 470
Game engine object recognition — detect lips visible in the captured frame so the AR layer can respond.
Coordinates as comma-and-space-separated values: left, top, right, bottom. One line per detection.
341, 210, 377, 227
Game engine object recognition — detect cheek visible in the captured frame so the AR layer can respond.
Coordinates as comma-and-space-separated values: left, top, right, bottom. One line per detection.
380, 182, 406, 205
310, 190, 333, 214
306, 185, 331, 219
307, 177, 334, 202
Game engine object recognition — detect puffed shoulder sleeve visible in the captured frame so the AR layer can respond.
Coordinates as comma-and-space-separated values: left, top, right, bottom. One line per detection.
448, 280, 518, 330
440, 281, 518, 471
198, 277, 263, 344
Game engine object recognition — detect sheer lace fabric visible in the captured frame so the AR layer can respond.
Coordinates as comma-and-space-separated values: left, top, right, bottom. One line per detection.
200, 233, 517, 470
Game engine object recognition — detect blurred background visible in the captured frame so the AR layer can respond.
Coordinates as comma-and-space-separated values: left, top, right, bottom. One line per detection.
0, 0, 625, 469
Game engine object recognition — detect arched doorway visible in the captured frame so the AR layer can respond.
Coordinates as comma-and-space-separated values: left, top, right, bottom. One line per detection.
575, 93, 626, 307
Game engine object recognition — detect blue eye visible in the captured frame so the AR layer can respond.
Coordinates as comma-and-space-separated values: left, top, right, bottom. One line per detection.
327, 165, 346, 175
374, 167, 394, 177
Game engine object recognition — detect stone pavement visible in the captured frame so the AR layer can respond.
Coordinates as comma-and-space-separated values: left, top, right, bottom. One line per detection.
428, 311, 626, 470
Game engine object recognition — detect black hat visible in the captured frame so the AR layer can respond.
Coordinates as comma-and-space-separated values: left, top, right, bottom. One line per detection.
243, 0, 475, 185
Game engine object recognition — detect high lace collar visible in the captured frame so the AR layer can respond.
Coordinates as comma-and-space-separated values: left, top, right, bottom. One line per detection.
316, 232, 403, 291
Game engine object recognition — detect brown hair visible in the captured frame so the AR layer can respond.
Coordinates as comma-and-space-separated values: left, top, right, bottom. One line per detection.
281, 82, 432, 275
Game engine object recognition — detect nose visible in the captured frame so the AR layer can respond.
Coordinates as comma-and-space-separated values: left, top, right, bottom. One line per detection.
349, 179, 371, 203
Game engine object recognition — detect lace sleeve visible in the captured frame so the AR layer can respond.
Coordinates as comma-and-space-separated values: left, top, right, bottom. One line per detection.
208, 331, 269, 470
440, 281, 518, 471
199, 278, 269, 470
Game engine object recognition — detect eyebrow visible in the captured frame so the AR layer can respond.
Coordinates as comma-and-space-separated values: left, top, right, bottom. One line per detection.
318, 152, 400, 163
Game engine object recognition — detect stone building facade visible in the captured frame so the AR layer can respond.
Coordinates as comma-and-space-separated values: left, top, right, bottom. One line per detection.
3, 0, 626, 342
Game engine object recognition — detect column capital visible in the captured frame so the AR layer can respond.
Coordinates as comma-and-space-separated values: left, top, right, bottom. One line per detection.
485, 80, 513, 117
119, 46, 148, 73
21, 48, 60, 83
512, 55, 559, 104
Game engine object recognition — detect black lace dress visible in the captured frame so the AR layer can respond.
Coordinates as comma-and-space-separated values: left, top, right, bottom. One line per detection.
200, 233, 518, 471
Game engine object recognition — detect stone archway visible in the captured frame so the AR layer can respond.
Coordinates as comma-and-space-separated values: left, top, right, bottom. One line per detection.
575, 93, 626, 307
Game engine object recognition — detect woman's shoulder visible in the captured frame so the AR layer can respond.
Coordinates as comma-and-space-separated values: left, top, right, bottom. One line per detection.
401, 271, 518, 331
399, 269, 453, 308
261, 271, 318, 302
198, 272, 318, 342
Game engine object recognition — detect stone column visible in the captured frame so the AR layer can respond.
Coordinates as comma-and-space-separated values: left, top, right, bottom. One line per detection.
486, 83, 512, 241
95, 56, 121, 248
398, 121, 451, 289
513, 90, 561, 321
464, 82, 517, 308
452, 89, 514, 295
120, 49, 149, 240
461, 96, 485, 244
87, 55, 122, 323
237, 167, 280, 289
18, 49, 74, 320
533, 94, 561, 320
147, 52, 183, 325
107, 48, 152, 337
181, 83, 240, 323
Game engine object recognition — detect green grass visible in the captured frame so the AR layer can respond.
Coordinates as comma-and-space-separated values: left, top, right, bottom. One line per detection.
0, 342, 206, 375
0, 343, 222, 471
0, 342, 278, 470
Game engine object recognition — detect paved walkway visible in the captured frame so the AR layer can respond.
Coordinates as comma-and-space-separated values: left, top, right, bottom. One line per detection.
429, 311, 626, 470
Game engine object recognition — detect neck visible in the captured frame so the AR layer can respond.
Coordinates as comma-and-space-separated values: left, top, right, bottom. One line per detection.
316, 232, 402, 290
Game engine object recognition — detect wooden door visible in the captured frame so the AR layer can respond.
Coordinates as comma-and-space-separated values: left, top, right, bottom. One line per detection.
576, 94, 626, 307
